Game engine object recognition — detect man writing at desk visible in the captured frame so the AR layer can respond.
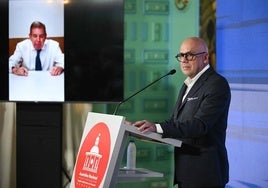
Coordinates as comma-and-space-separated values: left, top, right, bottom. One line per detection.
9, 21, 64, 76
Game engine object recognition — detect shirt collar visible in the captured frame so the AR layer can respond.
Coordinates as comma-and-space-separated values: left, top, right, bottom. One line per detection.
184, 64, 210, 87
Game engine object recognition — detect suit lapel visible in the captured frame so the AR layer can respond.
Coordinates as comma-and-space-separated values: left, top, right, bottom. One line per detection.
174, 83, 187, 117
178, 67, 215, 111
178, 83, 187, 102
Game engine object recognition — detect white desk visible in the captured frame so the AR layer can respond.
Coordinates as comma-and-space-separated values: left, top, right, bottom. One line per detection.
9, 71, 64, 102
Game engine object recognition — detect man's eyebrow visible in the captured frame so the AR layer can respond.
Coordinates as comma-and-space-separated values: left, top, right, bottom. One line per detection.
31, 34, 45, 36
180, 51, 192, 54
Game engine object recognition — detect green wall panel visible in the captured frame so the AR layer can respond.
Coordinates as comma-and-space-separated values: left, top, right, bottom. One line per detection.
94, 0, 200, 187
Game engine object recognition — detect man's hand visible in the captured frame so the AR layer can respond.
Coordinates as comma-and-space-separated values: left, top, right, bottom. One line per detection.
50, 66, 63, 76
132, 120, 156, 134
124, 120, 133, 125
12, 66, 28, 76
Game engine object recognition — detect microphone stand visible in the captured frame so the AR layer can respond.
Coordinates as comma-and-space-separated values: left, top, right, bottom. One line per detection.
113, 69, 176, 115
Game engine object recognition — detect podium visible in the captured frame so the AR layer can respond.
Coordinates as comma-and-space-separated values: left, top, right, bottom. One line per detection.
70, 112, 182, 188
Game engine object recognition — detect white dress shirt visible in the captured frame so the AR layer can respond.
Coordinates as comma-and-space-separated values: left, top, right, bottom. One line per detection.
9, 39, 64, 72
182, 64, 210, 101
156, 64, 210, 134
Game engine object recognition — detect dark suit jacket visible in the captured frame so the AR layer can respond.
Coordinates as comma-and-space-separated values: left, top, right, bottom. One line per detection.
160, 67, 231, 187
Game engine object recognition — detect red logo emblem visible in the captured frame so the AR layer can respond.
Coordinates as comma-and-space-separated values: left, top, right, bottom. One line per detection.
74, 122, 111, 187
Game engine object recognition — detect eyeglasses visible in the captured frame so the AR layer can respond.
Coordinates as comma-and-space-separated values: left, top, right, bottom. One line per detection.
175, 52, 206, 62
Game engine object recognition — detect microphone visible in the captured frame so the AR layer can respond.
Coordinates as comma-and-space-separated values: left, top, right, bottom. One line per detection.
113, 69, 176, 115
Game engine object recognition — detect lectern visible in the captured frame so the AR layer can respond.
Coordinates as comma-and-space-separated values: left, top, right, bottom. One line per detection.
70, 112, 182, 188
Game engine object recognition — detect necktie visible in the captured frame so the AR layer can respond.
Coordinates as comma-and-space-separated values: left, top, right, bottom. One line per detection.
35, 49, 42, 70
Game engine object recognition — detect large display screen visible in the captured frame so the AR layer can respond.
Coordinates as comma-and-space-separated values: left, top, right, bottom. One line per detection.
64, 0, 124, 102
0, 0, 123, 102
0, 1, 8, 101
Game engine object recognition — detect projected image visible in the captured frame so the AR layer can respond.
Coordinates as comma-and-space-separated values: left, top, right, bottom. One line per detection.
8, 1, 64, 102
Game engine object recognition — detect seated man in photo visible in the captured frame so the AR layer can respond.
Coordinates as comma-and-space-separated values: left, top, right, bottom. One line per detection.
9, 21, 64, 76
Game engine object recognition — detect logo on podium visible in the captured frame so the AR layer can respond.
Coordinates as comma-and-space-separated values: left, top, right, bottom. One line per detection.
74, 122, 111, 187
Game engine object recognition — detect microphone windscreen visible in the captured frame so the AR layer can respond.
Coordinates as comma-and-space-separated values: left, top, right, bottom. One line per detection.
169, 69, 176, 75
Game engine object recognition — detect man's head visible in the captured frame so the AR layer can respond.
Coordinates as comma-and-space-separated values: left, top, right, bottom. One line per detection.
176, 37, 209, 78
29, 21, 47, 50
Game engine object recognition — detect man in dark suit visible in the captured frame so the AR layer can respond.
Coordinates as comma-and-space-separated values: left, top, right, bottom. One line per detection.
132, 37, 231, 188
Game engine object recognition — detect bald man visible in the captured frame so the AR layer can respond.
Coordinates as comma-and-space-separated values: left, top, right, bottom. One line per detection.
132, 37, 231, 188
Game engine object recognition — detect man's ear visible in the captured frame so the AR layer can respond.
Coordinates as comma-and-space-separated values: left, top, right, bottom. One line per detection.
204, 52, 209, 64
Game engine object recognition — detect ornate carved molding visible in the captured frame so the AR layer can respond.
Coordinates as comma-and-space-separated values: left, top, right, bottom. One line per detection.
174, 0, 188, 10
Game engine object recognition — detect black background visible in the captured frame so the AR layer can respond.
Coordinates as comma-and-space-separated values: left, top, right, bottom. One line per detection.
64, 0, 124, 102
0, 0, 9, 100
